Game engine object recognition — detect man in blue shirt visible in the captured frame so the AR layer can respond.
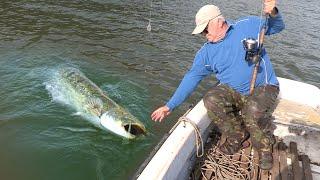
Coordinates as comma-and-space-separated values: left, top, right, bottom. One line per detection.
151, 0, 284, 170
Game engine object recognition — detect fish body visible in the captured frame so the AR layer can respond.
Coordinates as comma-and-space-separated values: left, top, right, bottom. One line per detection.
58, 67, 146, 139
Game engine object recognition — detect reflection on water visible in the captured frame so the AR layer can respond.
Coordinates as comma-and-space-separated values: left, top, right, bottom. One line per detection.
0, 0, 319, 179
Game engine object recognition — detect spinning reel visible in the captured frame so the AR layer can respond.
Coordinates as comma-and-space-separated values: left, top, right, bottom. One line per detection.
242, 38, 261, 64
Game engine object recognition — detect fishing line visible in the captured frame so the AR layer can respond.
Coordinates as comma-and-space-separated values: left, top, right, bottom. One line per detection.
257, 0, 265, 46
147, 0, 152, 31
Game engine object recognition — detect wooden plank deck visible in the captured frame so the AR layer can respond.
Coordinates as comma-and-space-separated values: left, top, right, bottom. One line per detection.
194, 139, 314, 180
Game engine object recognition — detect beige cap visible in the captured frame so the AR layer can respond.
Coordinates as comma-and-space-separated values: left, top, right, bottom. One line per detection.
192, 5, 222, 35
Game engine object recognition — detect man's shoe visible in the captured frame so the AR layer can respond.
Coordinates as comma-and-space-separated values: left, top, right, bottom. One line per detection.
259, 151, 273, 170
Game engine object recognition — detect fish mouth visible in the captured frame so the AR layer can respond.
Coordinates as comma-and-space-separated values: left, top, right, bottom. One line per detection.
123, 123, 147, 137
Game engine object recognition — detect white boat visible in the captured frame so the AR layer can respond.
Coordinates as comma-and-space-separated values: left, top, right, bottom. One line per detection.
135, 77, 320, 180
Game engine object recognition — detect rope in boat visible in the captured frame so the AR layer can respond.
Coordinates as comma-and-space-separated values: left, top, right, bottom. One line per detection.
200, 145, 258, 180
178, 116, 204, 157
170, 108, 204, 157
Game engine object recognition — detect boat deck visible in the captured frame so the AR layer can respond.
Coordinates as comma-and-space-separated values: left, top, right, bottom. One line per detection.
193, 137, 318, 180
273, 98, 320, 129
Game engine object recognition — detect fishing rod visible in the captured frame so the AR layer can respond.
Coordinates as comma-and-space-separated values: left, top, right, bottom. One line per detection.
242, 6, 270, 96
249, 14, 269, 95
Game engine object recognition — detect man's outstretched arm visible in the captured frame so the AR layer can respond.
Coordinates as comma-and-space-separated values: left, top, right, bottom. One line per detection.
151, 50, 211, 122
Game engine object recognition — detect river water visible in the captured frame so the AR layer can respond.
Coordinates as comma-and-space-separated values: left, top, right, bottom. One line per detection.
0, 0, 319, 179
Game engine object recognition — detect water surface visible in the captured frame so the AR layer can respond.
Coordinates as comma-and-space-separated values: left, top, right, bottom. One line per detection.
0, 0, 319, 179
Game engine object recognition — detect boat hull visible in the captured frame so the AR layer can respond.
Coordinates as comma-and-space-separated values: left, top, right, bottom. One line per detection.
136, 78, 320, 179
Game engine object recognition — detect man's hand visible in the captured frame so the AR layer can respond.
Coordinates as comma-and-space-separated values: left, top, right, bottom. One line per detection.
264, 0, 276, 15
151, 105, 171, 122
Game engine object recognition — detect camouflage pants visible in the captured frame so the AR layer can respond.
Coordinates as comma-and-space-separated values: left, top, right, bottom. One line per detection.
203, 84, 279, 152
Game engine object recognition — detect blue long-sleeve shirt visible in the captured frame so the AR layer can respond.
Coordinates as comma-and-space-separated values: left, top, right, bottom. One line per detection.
166, 13, 285, 111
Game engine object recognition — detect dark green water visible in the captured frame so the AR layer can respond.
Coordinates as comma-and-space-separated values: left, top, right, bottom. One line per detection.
0, 0, 319, 179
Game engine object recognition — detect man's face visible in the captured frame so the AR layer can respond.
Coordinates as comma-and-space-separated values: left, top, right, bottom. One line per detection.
202, 19, 224, 42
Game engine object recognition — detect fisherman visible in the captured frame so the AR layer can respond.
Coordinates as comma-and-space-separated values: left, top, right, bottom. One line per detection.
151, 0, 284, 170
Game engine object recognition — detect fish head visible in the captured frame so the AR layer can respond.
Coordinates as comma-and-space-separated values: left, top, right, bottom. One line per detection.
100, 112, 146, 139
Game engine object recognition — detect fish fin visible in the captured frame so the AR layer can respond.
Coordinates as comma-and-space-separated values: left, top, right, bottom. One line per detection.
86, 97, 103, 116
